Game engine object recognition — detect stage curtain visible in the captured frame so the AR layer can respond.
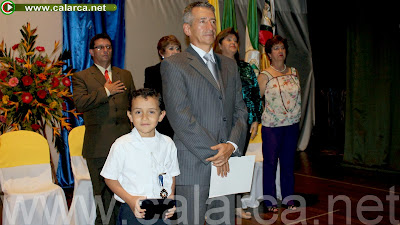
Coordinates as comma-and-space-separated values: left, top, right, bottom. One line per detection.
62, 0, 126, 70
273, 0, 315, 151
343, 1, 400, 171
57, 0, 126, 187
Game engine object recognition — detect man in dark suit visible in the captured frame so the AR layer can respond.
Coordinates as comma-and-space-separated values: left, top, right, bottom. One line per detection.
72, 33, 135, 225
161, 2, 248, 225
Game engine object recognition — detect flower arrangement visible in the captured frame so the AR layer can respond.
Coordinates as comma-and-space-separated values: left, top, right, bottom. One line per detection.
0, 23, 79, 150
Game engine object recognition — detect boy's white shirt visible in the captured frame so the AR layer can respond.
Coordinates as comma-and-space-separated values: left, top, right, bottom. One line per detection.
100, 127, 180, 203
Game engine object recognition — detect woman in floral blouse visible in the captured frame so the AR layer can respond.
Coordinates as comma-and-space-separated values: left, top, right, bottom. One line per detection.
257, 35, 301, 212
214, 27, 262, 219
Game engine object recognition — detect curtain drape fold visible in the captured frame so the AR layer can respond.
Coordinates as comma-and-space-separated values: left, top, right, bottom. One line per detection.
344, 1, 400, 171
273, 0, 315, 151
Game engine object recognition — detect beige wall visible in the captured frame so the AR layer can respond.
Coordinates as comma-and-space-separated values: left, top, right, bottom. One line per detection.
125, 0, 196, 89
0, 0, 63, 58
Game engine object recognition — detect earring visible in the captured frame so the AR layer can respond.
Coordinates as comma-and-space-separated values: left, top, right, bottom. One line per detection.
161, 56, 164, 59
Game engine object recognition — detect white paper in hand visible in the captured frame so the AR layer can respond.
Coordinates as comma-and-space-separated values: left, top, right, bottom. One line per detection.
209, 155, 256, 198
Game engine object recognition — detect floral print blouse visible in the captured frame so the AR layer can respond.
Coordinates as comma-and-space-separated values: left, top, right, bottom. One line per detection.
238, 61, 262, 125
261, 67, 301, 127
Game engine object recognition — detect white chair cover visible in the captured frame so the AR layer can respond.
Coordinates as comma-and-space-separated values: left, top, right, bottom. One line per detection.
0, 130, 69, 225
0, 164, 69, 225
68, 126, 95, 225
69, 156, 95, 225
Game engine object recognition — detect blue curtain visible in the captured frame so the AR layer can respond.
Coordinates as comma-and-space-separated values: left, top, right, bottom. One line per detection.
57, 0, 126, 188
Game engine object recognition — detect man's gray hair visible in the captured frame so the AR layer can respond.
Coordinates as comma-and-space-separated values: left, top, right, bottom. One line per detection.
183, 1, 215, 25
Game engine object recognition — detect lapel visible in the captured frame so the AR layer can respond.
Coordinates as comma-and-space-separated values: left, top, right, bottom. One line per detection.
111, 66, 121, 82
186, 46, 221, 92
90, 65, 120, 85
90, 65, 107, 86
214, 53, 227, 97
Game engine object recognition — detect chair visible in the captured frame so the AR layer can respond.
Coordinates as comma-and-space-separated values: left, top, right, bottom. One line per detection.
68, 125, 95, 225
0, 130, 69, 225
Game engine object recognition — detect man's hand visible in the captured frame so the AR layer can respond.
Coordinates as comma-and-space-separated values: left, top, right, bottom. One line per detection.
104, 80, 126, 95
206, 143, 235, 167
126, 195, 146, 219
250, 122, 259, 140
216, 162, 230, 177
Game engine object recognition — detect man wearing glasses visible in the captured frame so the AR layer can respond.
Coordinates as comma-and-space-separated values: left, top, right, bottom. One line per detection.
72, 33, 136, 225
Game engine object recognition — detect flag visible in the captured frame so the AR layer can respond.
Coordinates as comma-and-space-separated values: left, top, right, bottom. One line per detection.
222, 0, 237, 31
208, 0, 221, 34
259, 0, 275, 71
244, 0, 260, 73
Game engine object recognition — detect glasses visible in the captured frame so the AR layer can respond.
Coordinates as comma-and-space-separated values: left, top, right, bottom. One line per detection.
93, 45, 112, 51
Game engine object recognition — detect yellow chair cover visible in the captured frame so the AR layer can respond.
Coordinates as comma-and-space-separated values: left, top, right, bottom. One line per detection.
68, 125, 95, 225
69, 125, 85, 157
0, 130, 49, 168
0, 130, 69, 225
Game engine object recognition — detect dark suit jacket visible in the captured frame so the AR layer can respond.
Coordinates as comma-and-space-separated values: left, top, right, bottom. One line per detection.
144, 63, 162, 94
144, 62, 174, 138
161, 46, 248, 186
72, 65, 136, 158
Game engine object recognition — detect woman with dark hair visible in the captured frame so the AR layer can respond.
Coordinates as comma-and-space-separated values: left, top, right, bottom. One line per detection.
257, 35, 301, 212
214, 27, 262, 219
144, 35, 181, 138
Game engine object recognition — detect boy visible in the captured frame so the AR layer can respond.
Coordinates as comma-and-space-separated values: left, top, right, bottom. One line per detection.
101, 88, 180, 225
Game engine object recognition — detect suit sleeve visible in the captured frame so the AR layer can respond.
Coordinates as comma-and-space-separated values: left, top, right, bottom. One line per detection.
161, 60, 219, 165
229, 65, 249, 156
72, 72, 109, 113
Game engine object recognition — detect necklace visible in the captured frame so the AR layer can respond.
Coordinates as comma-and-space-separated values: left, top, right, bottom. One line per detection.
271, 64, 287, 73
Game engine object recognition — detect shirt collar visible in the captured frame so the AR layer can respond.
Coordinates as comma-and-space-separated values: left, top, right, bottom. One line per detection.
94, 63, 112, 75
131, 127, 161, 143
190, 43, 215, 63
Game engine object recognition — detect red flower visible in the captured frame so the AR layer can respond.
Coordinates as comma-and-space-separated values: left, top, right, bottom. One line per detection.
21, 92, 33, 104
12, 44, 19, 50
37, 90, 47, 99
51, 77, 60, 88
0, 70, 7, 81
62, 77, 71, 87
36, 46, 45, 52
35, 61, 46, 67
62, 102, 67, 111
8, 77, 19, 87
15, 57, 25, 63
0, 90, 3, 99
31, 124, 40, 131
0, 115, 6, 124
21, 76, 33, 86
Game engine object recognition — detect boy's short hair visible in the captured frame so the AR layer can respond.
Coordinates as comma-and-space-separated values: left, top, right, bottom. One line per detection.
129, 88, 165, 111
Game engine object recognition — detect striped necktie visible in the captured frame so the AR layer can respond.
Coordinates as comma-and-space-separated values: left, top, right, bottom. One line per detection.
203, 53, 219, 86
